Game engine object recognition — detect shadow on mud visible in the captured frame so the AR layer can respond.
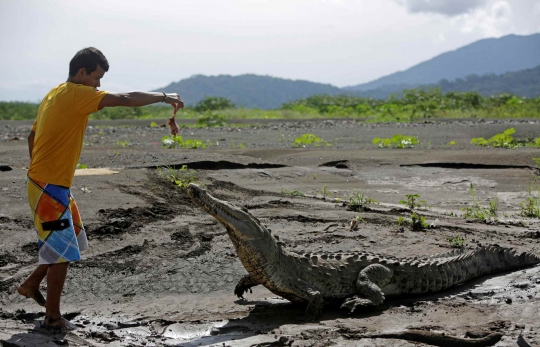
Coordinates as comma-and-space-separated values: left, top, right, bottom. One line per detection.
144, 161, 288, 171
175, 300, 385, 347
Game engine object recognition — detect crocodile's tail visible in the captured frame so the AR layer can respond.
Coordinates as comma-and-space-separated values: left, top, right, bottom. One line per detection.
397, 245, 540, 295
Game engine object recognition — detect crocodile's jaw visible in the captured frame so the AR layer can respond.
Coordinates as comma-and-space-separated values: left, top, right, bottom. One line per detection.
187, 184, 268, 241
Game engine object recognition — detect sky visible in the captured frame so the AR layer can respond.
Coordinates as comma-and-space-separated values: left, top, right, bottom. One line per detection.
1, 0, 539, 102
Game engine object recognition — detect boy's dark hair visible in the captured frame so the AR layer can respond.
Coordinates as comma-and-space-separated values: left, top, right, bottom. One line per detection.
68, 47, 109, 76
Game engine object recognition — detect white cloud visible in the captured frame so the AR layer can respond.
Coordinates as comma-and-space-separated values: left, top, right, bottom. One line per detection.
492, 0, 512, 18
0, 0, 539, 101
395, 0, 487, 16
457, 0, 512, 36
535, 1, 540, 15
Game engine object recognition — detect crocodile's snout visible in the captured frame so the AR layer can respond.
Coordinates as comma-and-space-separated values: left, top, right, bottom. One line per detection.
186, 183, 200, 199
187, 183, 267, 241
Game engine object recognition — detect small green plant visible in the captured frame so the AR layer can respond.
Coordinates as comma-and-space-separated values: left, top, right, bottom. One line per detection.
396, 213, 428, 231
396, 217, 406, 227
471, 128, 517, 148
399, 193, 427, 209
150, 121, 158, 128
410, 212, 429, 231
372, 134, 419, 149
281, 188, 304, 197
162, 135, 207, 149
533, 158, 540, 172
313, 174, 317, 180
116, 140, 130, 147
231, 142, 246, 149
470, 128, 540, 149
76, 163, 88, 169
447, 141, 457, 146
158, 165, 200, 189
319, 185, 329, 200
197, 112, 227, 127
183, 139, 208, 149
292, 133, 331, 147
520, 179, 540, 218
448, 235, 465, 248
348, 191, 378, 211
461, 183, 498, 223
488, 196, 499, 216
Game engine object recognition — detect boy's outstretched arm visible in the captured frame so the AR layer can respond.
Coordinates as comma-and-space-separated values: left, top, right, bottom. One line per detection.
98, 91, 184, 109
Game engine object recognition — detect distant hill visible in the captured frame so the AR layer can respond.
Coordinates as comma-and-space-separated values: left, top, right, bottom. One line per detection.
346, 33, 540, 91
437, 65, 540, 97
156, 34, 540, 109
350, 65, 540, 99
158, 74, 342, 109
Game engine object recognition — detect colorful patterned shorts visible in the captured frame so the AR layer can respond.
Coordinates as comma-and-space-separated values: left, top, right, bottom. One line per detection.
27, 177, 88, 264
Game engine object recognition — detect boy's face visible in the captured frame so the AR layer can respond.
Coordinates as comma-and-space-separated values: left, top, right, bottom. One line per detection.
79, 65, 106, 89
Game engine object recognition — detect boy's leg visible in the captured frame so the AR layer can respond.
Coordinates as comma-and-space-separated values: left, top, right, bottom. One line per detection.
18, 264, 48, 306
44, 262, 69, 320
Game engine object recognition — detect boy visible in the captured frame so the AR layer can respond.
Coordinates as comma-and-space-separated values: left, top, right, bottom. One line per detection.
18, 47, 182, 330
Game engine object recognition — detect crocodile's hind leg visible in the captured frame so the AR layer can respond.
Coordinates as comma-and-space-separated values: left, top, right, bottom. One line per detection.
341, 264, 393, 313
234, 275, 261, 298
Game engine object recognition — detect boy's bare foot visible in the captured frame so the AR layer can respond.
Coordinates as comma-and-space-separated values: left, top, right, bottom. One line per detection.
17, 285, 46, 307
43, 316, 77, 331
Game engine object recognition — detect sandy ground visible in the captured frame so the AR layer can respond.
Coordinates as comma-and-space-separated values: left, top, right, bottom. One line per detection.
1, 118, 540, 347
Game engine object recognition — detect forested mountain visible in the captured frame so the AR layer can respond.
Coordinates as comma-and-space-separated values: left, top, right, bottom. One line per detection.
154, 34, 540, 108
346, 33, 540, 91
437, 65, 540, 97
159, 74, 342, 109
156, 65, 540, 108
352, 65, 540, 99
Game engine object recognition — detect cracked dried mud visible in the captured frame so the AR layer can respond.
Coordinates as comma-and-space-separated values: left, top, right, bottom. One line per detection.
1, 118, 540, 346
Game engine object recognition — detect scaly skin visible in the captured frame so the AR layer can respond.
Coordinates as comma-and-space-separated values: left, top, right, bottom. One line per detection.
187, 184, 540, 319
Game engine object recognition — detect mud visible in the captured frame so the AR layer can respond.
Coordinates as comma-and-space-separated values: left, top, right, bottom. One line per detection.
1, 118, 540, 346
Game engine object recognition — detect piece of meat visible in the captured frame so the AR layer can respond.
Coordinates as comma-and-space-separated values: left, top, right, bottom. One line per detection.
167, 105, 180, 136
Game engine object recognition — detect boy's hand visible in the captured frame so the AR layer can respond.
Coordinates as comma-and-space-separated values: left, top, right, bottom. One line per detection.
164, 93, 184, 109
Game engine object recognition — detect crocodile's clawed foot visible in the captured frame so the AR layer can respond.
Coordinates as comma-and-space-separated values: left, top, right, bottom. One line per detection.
341, 296, 376, 313
234, 285, 252, 299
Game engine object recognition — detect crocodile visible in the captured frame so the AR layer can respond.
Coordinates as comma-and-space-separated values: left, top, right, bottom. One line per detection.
187, 183, 540, 319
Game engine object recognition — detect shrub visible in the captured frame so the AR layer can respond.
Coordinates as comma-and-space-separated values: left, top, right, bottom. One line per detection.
520, 180, 540, 218
197, 112, 226, 127
372, 134, 419, 149
162, 135, 207, 149
348, 191, 378, 211
400, 194, 427, 210
448, 236, 465, 248
292, 134, 330, 147
194, 97, 235, 112
462, 183, 498, 223
157, 165, 200, 189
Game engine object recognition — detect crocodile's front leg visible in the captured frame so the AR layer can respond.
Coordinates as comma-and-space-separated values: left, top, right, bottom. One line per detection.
302, 288, 324, 321
341, 264, 393, 313
234, 275, 261, 298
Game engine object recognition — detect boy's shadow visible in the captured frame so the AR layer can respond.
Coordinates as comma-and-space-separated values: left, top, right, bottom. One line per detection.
3, 321, 69, 347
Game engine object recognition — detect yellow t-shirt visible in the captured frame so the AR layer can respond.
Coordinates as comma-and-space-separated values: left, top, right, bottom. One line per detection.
28, 82, 108, 187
